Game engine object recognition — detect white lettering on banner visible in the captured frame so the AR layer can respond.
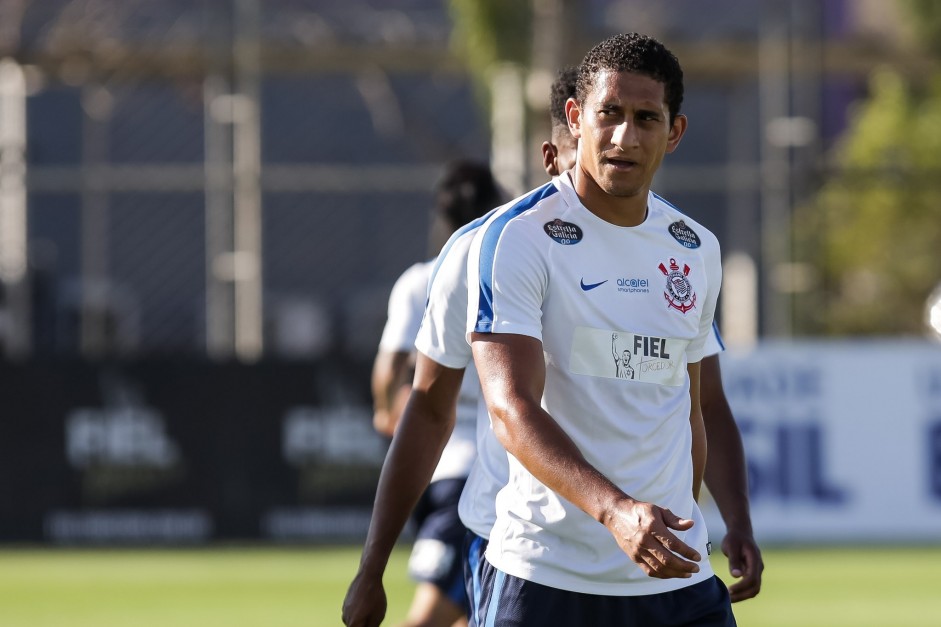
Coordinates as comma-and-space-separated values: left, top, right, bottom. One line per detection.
261, 508, 372, 540
67, 408, 180, 468
725, 364, 821, 401
569, 326, 687, 386
45, 510, 211, 544
282, 406, 385, 466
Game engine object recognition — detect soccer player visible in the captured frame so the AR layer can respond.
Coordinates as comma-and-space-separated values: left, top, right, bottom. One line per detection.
541, 65, 763, 603
344, 54, 759, 627
367, 159, 501, 627
465, 33, 736, 624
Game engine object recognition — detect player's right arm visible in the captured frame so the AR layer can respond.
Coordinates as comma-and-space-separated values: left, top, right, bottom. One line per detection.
471, 332, 702, 580
342, 353, 464, 627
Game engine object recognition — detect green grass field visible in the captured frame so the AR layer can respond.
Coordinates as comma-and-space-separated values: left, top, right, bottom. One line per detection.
0, 545, 939, 626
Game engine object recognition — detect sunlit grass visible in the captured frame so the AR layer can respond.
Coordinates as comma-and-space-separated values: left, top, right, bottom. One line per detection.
0, 545, 939, 626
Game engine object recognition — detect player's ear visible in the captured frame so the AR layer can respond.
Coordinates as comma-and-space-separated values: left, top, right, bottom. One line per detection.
542, 141, 559, 177
666, 114, 688, 153
566, 98, 582, 139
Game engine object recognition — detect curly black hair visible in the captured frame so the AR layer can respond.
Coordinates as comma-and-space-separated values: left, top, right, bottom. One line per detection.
549, 65, 579, 128
576, 33, 684, 123
435, 160, 502, 229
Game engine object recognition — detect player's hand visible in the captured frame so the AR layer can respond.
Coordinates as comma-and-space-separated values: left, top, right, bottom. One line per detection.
721, 529, 764, 602
341, 571, 386, 627
606, 498, 702, 579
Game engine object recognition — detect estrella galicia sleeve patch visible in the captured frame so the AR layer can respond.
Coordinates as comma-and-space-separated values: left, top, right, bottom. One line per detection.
668, 220, 701, 249
544, 219, 583, 245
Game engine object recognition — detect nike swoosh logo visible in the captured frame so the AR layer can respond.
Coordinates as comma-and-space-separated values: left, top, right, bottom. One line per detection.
580, 278, 608, 291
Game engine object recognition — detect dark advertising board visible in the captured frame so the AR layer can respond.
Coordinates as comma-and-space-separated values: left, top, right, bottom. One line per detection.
0, 359, 387, 544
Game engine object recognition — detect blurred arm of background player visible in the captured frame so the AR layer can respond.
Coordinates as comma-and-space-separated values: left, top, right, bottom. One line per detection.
542, 64, 763, 602
371, 349, 414, 435
372, 259, 426, 437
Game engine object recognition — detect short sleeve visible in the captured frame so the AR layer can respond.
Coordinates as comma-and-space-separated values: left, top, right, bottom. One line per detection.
378, 262, 430, 353
467, 215, 547, 342
684, 233, 722, 364
415, 234, 475, 369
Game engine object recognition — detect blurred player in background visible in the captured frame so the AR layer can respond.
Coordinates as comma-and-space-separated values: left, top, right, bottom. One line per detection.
366, 160, 501, 627
541, 65, 580, 178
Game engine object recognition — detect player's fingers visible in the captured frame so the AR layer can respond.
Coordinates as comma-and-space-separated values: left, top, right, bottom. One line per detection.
637, 551, 665, 578
652, 528, 701, 563
639, 548, 692, 579
725, 544, 744, 578
644, 539, 700, 578
728, 574, 761, 602
341, 595, 384, 627
726, 546, 763, 602
660, 507, 695, 532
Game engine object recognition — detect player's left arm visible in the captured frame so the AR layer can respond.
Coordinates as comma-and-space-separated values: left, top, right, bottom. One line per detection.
687, 360, 706, 502
701, 353, 764, 602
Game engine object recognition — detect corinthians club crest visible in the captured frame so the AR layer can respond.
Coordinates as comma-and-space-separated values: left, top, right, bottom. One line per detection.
658, 258, 696, 314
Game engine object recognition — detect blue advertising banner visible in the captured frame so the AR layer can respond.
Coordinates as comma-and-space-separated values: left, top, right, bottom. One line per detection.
703, 340, 941, 543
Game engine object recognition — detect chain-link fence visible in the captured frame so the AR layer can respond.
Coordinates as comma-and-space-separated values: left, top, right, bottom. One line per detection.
2, 0, 933, 361
1, 0, 489, 361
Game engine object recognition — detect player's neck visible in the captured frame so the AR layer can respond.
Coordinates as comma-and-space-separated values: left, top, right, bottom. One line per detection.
573, 170, 648, 227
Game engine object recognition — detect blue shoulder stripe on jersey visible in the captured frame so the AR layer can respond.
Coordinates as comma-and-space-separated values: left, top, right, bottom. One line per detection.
426, 206, 498, 302
712, 320, 726, 351
651, 190, 688, 216
475, 183, 559, 333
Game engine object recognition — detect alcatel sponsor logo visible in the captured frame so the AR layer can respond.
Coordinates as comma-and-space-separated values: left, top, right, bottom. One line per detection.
617, 278, 649, 293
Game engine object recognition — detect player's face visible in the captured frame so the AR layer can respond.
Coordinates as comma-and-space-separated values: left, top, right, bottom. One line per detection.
569, 69, 686, 201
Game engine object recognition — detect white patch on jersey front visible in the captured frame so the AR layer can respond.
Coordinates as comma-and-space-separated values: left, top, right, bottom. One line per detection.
407, 538, 455, 581
569, 326, 688, 386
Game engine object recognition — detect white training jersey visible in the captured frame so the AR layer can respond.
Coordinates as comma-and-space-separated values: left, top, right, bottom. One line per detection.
466, 172, 721, 596
378, 260, 477, 483
416, 184, 727, 542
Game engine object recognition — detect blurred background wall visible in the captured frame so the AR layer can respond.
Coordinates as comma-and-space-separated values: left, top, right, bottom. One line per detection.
0, 0, 939, 544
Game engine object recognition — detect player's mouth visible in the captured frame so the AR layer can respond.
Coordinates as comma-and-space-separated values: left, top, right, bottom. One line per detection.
603, 156, 640, 171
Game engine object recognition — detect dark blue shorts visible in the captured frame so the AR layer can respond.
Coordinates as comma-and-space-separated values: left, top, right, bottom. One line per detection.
467, 534, 736, 627
407, 477, 469, 611
464, 531, 490, 627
